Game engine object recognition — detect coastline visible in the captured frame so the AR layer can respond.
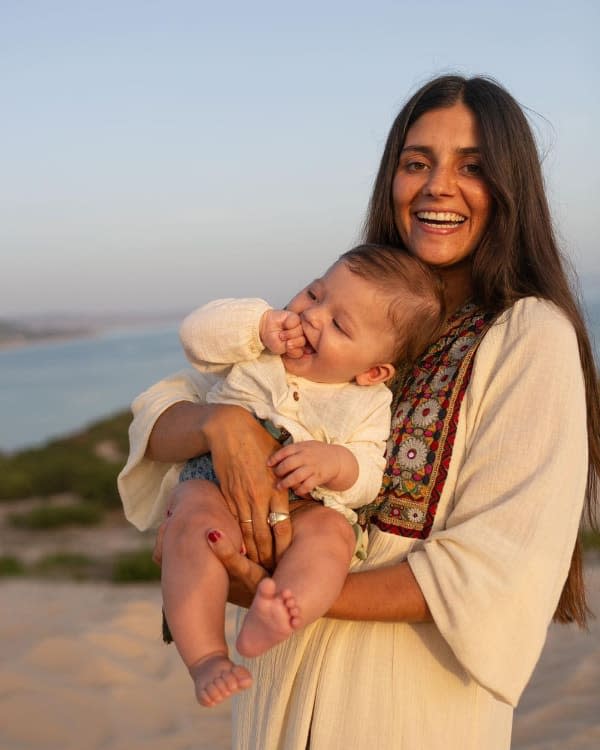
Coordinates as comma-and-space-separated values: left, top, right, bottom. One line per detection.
0, 329, 100, 353
0, 312, 184, 353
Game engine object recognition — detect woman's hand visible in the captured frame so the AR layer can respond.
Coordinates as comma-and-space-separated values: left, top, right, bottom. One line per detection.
206, 528, 269, 607
203, 404, 292, 570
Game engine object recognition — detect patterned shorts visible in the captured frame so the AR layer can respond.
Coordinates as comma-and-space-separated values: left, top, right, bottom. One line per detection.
179, 453, 302, 502
179, 454, 218, 484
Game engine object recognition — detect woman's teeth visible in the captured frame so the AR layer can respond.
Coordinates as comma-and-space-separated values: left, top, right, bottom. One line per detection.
416, 211, 466, 227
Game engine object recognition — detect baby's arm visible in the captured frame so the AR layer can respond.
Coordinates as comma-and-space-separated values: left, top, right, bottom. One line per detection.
267, 441, 359, 496
180, 298, 272, 368
180, 299, 306, 368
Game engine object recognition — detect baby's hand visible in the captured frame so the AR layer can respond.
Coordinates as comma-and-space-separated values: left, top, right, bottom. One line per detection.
267, 441, 339, 496
260, 309, 306, 358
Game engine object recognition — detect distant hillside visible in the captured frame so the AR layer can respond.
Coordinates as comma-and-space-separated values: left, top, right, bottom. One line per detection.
0, 319, 94, 349
0, 311, 183, 350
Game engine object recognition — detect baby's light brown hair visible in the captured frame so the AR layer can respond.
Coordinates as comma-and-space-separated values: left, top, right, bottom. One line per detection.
339, 244, 445, 365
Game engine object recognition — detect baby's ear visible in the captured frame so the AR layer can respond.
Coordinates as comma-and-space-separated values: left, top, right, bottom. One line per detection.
355, 363, 395, 386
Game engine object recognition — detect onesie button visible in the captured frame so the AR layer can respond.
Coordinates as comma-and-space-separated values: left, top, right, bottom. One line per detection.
293, 391, 300, 401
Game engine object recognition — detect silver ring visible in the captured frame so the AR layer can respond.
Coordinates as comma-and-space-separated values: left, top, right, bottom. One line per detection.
268, 511, 290, 527
239, 519, 253, 524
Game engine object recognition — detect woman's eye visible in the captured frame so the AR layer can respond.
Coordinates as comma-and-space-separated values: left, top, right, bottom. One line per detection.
406, 160, 428, 172
307, 289, 317, 300
462, 162, 482, 175
333, 319, 344, 333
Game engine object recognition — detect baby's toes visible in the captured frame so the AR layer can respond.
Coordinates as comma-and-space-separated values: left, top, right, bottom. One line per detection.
280, 588, 295, 604
232, 664, 253, 688
198, 687, 216, 708
205, 679, 229, 705
218, 669, 240, 693
258, 577, 277, 598
213, 675, 233, 697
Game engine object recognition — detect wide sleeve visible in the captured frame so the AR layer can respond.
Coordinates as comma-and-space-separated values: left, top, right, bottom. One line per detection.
179, 297, 271, 370
117, 368, 218, 531
408, 299, 588, 706
312, 386, 392, 510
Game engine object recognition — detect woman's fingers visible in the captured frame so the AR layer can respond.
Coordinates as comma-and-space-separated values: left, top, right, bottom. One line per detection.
220, 463, 261, 562
206, 528, 268, 608
271, 515, 292, 562
204, 405, 293, 569
214, 415, 290, 568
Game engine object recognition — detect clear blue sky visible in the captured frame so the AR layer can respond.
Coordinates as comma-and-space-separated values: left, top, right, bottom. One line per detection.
2, 0, 599, 316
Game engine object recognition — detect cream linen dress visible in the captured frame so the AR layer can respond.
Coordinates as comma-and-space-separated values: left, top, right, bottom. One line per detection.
118, 298, 588, 750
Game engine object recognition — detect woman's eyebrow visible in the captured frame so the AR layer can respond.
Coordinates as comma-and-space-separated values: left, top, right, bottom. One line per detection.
401, 145, 481, 155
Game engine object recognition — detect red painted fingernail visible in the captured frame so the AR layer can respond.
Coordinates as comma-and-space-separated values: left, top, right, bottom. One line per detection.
207, 530, 221, 543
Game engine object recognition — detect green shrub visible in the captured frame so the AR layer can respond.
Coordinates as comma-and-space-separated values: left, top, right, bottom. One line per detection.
8, 502, 104, 529
112, 548, 161, 583
0, 410, 130, 505
70, 459, 122, 507
0, 462, 33, 499
68, 411, 131, 456
0, 556, 25, 576
32, 552, 96, 580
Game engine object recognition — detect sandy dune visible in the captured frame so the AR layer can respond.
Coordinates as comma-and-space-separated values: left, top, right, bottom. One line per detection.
1, 565, 598, 750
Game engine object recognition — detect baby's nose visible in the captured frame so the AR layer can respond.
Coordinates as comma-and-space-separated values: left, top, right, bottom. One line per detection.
301, 306, 321, 327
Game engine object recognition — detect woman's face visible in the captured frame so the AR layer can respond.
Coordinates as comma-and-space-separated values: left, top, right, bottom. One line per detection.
392, 102, 492, 270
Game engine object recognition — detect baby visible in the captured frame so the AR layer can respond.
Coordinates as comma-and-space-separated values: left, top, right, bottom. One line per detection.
160, 244, 444, 707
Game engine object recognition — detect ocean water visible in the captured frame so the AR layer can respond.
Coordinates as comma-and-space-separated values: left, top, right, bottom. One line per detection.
1, 305, 599, 455
0, 325, 187, 454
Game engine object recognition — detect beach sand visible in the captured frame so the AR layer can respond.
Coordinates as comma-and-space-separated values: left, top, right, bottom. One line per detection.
1, 565, 598, 750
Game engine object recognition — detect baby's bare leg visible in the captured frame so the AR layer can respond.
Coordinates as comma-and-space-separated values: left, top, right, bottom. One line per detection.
236, 504, 355, 658
161, 479, 252, 706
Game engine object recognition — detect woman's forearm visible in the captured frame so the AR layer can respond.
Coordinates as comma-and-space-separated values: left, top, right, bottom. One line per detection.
146, 401, 216, 462
327, 561, 432, 623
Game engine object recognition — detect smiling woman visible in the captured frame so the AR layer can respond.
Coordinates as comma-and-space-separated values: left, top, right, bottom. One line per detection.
118, 75, 600, 750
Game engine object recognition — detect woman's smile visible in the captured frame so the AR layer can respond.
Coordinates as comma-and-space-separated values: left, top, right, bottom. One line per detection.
415, 210, 466, 229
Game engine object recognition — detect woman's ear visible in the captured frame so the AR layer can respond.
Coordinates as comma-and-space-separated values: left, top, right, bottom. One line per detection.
355, 362, 396, 386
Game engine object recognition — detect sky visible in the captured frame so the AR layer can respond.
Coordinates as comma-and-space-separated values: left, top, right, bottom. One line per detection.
2, 0, 599, 318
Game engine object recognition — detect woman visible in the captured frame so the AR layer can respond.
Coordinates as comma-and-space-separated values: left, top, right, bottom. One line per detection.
119, 75, 600, 749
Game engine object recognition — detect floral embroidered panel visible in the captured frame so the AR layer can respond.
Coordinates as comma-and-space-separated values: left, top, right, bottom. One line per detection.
362, 304, 495, 539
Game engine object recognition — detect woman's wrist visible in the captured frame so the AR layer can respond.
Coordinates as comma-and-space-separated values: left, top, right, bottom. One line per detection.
146, 401, 216, 462
198, 402, 233, 450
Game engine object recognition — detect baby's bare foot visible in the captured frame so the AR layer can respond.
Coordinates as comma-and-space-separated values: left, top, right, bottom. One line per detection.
236, 578, 301, 658
189, 652, 252, 707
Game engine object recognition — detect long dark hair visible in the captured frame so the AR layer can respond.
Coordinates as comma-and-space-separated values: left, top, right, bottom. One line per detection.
365, 75, 599, 627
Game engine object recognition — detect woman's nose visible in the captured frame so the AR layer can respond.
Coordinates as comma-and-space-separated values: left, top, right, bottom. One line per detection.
423, 165, 455, 197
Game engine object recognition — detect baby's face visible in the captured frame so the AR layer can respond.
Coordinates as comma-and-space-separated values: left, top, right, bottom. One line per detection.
283, 261, 396, 384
